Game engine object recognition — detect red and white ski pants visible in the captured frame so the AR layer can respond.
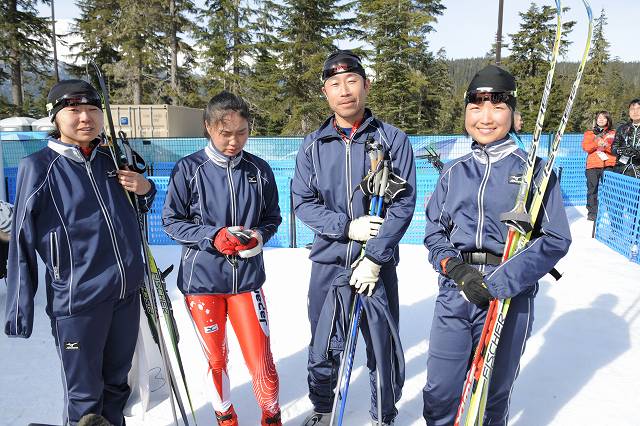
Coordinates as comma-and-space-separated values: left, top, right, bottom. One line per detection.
186, 289, 280, 416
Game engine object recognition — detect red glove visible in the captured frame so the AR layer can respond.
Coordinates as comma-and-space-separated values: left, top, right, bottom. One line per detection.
228, 227, 259, 252
213, 226, 258, 255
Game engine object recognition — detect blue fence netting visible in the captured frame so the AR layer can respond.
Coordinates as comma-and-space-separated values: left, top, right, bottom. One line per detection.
594, 171, 640, 264
0, 132, 626, 250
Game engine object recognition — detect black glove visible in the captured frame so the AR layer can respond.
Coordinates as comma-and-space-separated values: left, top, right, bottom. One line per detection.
445, 258, 493, 309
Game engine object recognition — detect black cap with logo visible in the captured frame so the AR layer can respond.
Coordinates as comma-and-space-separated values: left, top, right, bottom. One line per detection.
321, 50, 366, 82
46, 79, 102, 122
465, 65, 517, 111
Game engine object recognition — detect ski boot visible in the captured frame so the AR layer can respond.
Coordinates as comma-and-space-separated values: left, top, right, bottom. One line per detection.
215, 405, 238, 426
301, 411, 330, 426
371, 419, 394, 426
262, 409, 282, 425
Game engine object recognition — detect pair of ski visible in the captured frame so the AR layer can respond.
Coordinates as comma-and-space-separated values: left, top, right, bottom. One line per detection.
91, 62, 197, 426
330, 141, 390, 426
454, 1, 593, 425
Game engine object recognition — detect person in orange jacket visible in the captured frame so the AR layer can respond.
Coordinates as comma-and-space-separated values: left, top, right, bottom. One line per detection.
582, 110, 616, 221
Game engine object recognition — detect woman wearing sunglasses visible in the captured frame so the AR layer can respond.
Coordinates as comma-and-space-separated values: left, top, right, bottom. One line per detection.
421, 65, 571, 425
4, 79, 156, 426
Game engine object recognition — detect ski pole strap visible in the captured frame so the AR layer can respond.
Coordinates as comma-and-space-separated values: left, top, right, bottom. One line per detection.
461, 252, 502, 265
548, 267, 563, 281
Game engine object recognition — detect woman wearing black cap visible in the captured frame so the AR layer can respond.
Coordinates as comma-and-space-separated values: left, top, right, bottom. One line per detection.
421, 65, 571, 425
4, 79, 156, 426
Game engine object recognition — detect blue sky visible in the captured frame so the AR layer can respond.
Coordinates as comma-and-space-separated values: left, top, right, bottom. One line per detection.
41, 0, 637, 62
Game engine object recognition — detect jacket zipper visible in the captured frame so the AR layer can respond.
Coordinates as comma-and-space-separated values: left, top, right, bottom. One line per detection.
84, 160, 127, 298
227, 162, 238, 293
476, 150, 491, 250
345, 141, 354, 268
50, 231, 61, 281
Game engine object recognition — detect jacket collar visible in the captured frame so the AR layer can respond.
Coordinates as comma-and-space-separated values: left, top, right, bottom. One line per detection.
204, 141, 243, 168
471, 136, 518, 164
316, 108, 376, 142
47, 137, 99, 163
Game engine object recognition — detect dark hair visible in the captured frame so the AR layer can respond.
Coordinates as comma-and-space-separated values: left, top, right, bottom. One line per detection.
203, 91, 250, 138
594, 110, 612, 130
48, 118, 61, 139
628, 98, 640, 108
48, 128, 61, 139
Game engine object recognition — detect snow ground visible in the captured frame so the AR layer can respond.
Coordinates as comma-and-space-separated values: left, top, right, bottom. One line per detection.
1, 206, 639, 426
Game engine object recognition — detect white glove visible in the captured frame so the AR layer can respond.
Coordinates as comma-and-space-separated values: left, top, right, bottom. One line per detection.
348, 215, 383, 242
237, 230, 264, 259
349, 256, 381, 297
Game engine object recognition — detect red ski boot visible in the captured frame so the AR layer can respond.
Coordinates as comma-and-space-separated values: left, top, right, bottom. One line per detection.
261, 409, 282, 426
215, 405, 238, 426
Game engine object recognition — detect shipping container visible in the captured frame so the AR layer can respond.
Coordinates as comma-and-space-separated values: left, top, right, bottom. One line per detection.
108, 105, 204, 138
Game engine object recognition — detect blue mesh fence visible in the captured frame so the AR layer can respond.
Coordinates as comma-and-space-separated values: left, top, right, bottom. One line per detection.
594, 171, 640, 264
554, 133, 587, 206
147, 177, 174, 245
0, 132, 623, 249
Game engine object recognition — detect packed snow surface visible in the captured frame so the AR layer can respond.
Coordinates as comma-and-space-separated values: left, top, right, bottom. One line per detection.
1, 207, 639, 425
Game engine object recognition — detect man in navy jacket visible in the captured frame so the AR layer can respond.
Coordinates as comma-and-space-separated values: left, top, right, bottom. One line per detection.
292, 50, 416, 426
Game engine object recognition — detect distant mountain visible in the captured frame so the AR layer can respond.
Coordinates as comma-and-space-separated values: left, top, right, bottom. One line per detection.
0, 61, 75, 100
446, 57, 640, 94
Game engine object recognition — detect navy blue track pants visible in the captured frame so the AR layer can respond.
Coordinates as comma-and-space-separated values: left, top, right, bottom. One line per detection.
422, 289, 534, 426
52, 291, 140, 426
307, 262, 399, 422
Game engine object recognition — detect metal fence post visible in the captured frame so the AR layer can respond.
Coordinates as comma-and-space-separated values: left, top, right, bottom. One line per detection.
289, 178, 296, 248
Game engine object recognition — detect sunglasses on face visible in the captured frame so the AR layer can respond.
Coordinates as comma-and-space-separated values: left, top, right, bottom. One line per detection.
322, 57, 365, 81
465, 91, 515, 105
47, 93, 102, 113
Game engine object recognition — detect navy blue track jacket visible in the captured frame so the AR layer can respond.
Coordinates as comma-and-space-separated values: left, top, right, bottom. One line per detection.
291, 110, 417, 267
424, 138, 572, 299
162, 144, 281, 295
5, 138, 156, 338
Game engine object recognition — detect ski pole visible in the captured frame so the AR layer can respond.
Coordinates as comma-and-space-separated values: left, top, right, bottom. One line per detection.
331, 154, 387, 426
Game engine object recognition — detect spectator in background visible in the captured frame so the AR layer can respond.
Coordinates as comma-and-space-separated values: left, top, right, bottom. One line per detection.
514, 110, 523, 133
582, 111, 616, 221
612, 98, 640, 177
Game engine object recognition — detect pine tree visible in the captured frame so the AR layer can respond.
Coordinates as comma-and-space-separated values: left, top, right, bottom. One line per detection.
429, 49, 459, 134
570, 8, 610, 132
604, 60, 627, 126
244, 0, 286, 135
0, 0, 52, 114
163, 0, 198, 104
357, 0, 445, 134
196, 0, 253, 97
506, 3, 575, 133
107, 0, 165, 104
69, 0, 121, 89
277, 0, 356, 135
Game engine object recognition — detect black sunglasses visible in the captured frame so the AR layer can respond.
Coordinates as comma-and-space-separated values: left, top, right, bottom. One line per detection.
465, 91, 515, 105
47, 93, 102, 113
322, 57, 365, 81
